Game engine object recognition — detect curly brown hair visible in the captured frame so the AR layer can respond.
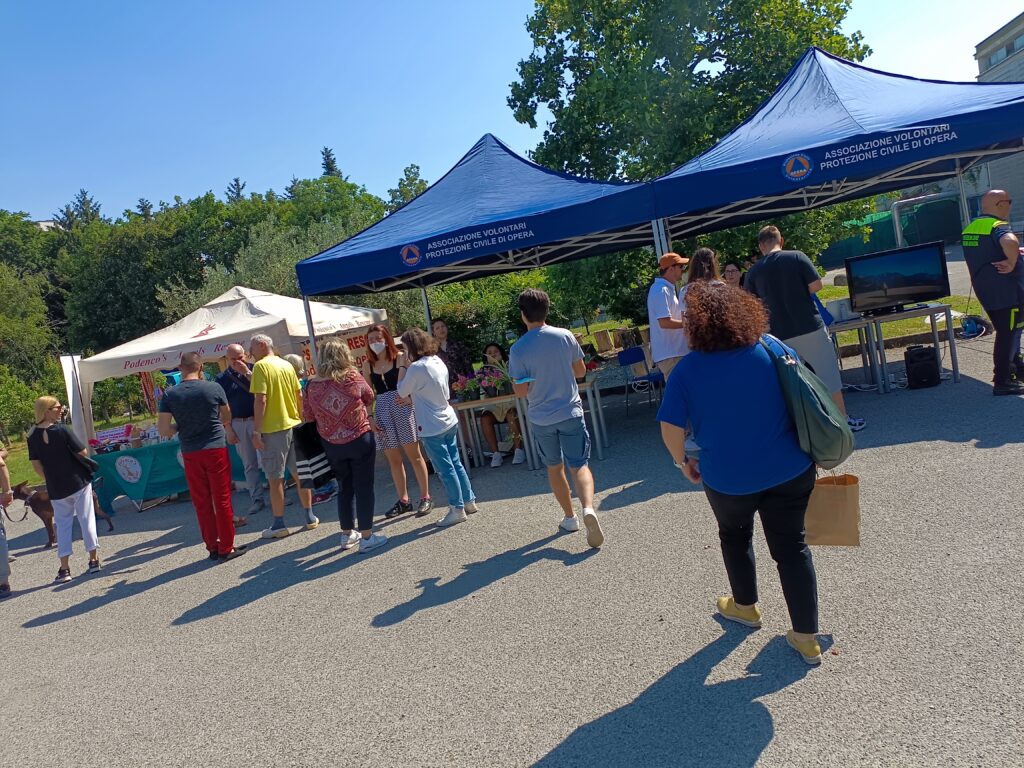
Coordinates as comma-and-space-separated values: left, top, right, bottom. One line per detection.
684, 282, 768, 352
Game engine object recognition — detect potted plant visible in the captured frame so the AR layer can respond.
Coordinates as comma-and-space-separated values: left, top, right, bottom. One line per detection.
479, 359, 513, 396
452, 374, 481, 401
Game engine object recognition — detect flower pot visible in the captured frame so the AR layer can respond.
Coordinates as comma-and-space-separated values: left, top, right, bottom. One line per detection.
463, 389, 480, 401
483, 386, 498, 398
498, 382, 513, 395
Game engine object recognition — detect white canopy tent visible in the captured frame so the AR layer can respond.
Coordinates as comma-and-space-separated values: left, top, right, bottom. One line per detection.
65, 287, 386, 440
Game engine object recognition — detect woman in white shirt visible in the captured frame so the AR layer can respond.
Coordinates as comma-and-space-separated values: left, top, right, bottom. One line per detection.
397, 328, 479, 527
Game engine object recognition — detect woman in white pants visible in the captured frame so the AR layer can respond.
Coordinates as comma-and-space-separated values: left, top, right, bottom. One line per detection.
28, 396, 101, 583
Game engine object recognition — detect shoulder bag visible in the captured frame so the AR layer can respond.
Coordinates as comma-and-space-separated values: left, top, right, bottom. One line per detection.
758, 335, 854, 470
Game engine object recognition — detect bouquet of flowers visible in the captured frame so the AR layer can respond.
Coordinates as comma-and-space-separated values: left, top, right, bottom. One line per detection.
452, 373, 481, 400
477, 362, 513, 396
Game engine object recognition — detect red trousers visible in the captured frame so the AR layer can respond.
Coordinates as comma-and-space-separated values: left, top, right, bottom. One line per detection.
182, 447, 235, 555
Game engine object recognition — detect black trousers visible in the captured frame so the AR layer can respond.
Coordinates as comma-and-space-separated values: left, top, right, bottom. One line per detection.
987, 306, 1024, 384
320, 432, 376, 532
703, 466, 818, 634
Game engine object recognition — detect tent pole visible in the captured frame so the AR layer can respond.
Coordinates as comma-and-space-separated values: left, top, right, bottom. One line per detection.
956, 159, 971, 228
302, 295, 319, 369
421, 286, 432, 330
651, 219, 669, 256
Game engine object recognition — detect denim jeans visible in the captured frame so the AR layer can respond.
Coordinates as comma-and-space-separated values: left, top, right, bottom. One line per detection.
419, 425, 474, 509
702, 466, 818, 634
320, 431, 376, 532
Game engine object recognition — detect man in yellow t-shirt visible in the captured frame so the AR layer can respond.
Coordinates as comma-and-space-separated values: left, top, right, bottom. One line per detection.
249, 333, 316, 538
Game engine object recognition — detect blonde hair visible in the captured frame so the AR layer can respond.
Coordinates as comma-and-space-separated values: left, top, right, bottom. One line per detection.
34, 395, 60, 425
318, 339, 355, 382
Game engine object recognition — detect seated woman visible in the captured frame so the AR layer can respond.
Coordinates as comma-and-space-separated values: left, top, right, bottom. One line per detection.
478, 343, 525, 468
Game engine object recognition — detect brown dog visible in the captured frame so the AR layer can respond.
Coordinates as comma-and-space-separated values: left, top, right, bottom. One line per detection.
11, 482, 114, 548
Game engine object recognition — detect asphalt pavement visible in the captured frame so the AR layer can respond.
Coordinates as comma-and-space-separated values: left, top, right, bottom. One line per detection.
3, 334, 1022, 767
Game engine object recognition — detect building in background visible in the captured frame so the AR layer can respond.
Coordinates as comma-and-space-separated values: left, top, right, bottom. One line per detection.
976, 11, 1024, 231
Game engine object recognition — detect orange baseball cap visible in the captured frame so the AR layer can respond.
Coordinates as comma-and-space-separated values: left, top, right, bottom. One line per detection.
659, 252, 689, 270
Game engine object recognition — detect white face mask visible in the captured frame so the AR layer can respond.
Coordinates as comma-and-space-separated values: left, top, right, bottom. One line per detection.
369, 341, 387, 355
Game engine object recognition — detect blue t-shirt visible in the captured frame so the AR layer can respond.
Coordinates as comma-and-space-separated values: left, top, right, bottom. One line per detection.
656, 344, 812, 495
508, 325, 584, 426
216, 368, 255, 419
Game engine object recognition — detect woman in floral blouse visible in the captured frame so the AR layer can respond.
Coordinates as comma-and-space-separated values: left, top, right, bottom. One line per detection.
303, 339, 387, 554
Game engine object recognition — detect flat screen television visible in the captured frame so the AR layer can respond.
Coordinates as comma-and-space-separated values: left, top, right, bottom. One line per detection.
845, 241, 950, 316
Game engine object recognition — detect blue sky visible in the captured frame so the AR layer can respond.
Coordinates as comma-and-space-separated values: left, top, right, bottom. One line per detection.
1, 0, 1020, 221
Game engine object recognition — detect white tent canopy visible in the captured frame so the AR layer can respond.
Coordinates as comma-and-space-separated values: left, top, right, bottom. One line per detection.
68, 287, 386, 440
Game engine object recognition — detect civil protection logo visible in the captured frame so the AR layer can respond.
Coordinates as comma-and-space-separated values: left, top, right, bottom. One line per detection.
782, 153, 813, 182
400, 244, 421, 267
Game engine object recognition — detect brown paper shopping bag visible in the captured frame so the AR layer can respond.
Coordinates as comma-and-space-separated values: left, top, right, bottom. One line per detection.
804, 473, 860, 546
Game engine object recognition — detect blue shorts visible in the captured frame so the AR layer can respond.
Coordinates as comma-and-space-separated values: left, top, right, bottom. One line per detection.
531, 416, 590, 468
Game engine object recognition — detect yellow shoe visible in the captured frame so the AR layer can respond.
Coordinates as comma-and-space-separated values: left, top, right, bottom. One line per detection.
716, 596, 762, 628
786, 631, 822, 665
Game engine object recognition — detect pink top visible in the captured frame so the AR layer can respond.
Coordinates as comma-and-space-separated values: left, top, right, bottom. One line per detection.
302, 373, 375, 445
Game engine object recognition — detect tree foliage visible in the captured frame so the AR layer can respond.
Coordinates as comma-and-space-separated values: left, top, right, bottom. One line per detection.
510, 0, 874, 319
225, 177, 247, 203
0, 262, 56, 383
387, 164, 429, 212
321, 146, 342, 178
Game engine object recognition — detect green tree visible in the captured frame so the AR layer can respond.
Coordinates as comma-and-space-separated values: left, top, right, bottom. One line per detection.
0, 365, 35, 438
0, 210, 48, 272
137, 198, 154, 221
387, 164, 429, 212
225, 177, 247, 203
510, 0, 873, 296
0, 262, 56, 383
53, 188, 106, 229
321, 146, 342, 178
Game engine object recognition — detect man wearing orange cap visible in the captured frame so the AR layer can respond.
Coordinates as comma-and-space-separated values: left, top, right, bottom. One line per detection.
647, 252, 691, 381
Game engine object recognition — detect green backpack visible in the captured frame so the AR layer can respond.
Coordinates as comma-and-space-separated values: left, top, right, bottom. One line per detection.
759, 335, 854, 469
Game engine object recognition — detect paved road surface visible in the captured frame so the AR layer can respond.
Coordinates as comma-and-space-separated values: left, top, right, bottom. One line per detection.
3, 336, 1021, 767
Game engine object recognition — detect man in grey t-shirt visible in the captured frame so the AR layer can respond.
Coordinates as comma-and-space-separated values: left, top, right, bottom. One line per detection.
509, 289, 604, 548
158, 352, 245, 561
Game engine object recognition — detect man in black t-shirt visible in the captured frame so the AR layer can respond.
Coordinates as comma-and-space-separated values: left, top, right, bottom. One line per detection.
747, 225, 864, 432
158, 352, 245, 561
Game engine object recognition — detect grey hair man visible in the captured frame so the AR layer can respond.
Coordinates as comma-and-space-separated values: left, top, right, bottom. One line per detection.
248, 334, 317, 537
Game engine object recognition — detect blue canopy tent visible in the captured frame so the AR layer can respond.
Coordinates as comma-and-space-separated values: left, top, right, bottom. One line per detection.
652, 47, 1024, 240
296, 134, 657, 297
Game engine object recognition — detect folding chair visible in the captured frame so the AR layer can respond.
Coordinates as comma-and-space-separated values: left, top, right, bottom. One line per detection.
617, 347, 664, 415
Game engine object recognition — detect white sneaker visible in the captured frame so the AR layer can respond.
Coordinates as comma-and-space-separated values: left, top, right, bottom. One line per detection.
559, 514, 581, 532
438, 506, 468, 527
512, 448, 526, 465
583, 509, 605, 548
261, 524, 291, 539
359, 532, 388, 553
464, 499, 479, 515
341, 530, 361, 551
490, 452, 504, 468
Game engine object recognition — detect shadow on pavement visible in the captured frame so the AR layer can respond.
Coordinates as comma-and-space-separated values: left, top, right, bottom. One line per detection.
533, 617, 831, 768
372, 532, 597, 627
172, 522, 447, 625
23, 557, 213, 628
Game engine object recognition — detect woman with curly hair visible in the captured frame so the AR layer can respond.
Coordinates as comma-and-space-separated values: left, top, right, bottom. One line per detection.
656, 282, 822, 665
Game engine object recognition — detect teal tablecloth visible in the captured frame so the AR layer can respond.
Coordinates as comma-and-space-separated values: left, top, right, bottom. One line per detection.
94, 441, 246, 512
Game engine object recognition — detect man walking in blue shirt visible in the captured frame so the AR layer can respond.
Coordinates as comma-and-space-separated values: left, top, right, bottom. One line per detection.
509, 289, 604, 549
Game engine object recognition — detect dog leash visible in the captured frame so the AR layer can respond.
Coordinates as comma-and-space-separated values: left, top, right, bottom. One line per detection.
2, 500, 29, 523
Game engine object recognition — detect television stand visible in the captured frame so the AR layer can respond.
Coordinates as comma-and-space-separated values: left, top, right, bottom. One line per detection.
869, 303, 960, 393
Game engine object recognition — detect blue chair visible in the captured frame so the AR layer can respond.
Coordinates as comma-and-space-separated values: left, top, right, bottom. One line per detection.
617, 347, 664, 415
